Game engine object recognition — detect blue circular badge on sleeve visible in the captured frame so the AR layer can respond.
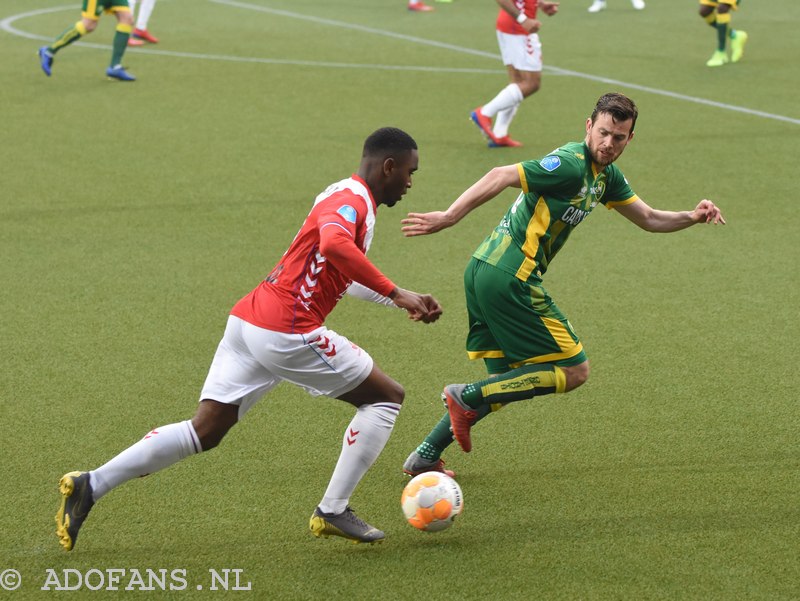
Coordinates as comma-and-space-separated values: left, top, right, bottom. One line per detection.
540, 156, 561, 172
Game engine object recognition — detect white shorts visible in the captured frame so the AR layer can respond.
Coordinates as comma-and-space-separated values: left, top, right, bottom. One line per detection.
496, 31, 542, 72
199, 316, 374, 418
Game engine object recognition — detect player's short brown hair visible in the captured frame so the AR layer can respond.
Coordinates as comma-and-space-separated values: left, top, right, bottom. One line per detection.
591, 93, 638, 133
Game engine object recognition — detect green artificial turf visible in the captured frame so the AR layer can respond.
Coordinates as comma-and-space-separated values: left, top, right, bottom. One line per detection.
1, 1, 798, 599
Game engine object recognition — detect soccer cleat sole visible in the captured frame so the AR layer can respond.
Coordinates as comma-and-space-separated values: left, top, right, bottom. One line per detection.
55, 472, 79, 551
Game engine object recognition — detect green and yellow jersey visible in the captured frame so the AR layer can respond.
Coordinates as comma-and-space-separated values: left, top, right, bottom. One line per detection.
473, 141, 638, 283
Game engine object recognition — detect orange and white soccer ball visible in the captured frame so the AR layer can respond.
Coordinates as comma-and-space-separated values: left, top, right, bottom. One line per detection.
401, 471, 464, 532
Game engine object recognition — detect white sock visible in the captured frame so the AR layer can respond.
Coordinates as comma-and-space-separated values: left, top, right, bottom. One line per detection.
129, 0, 137, 15
318, 403, 401, 515
89, 420, 201, 502
492, 103, 520, 138
136, 0, 157, 30
481, 83, 524, 118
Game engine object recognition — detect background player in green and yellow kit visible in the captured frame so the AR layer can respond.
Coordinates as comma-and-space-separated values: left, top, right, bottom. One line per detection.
38, 0, 137, 81
699, 0, 748, 67
401, 93, 726, 475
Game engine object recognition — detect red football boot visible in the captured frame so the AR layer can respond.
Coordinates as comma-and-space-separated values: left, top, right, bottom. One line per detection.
133, 28, 159, 44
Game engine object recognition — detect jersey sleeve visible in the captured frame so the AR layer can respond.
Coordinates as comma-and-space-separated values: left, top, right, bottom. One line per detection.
318, 226, 396, 297
518, 151, 585, 199
315, 190, 396, 298
601, 164, 638, 209
346, 282, 399, 308
314, 190, 363, 239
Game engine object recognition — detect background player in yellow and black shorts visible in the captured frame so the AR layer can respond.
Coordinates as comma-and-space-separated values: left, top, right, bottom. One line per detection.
38, 0, 137, 81
699, 0, 748, 67
400, 93, 726, 475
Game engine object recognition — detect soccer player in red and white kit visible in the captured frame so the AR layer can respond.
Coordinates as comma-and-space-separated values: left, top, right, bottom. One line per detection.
470, 0, 560, 148
55, 127, 442, 547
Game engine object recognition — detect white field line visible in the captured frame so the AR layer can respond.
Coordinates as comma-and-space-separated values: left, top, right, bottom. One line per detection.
1, 5, 503, 74
5, 2, 798, 125
212, 0, 800, 126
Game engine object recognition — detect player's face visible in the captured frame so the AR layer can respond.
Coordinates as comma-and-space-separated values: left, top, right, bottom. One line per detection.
383, 149, 419, 207
585, 112, 634, 167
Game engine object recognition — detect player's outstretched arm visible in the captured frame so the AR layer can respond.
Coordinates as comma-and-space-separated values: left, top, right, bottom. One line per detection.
401, 165, 520, 237
389, 287, 443, 324
615, 198, 726, 233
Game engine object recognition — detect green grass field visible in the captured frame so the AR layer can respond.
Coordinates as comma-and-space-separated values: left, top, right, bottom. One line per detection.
2, 0, 799, 599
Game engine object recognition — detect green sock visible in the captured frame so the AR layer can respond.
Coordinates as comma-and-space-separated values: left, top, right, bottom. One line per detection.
461, 363, 567, 408
50, 22, 86, 53
110, 26, 131, 67
715, 22, 729, 51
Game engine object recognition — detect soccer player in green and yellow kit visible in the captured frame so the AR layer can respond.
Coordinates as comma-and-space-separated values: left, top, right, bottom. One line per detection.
699, 0, 748, 67
38, 0, 136, 81
401, 93, 726, 475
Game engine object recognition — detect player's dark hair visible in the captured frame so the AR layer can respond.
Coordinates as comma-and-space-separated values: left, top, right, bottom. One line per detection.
363, 127, 417, 159
591, 93, 638, 133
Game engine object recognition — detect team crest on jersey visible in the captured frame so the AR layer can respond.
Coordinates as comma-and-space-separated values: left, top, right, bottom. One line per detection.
337, 205, 357, 223
541, 155, 561, 172
591, 181, 606, 199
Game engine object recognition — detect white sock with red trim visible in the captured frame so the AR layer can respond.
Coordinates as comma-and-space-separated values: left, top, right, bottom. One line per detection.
89, 420, 201, 501
493, 103, 521, 138
318, 402, 401, 515
481, 83, 524, 118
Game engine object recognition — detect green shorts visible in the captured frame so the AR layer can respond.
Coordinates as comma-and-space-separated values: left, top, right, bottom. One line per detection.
82, 0, 130, 20
463, 257, 586, 374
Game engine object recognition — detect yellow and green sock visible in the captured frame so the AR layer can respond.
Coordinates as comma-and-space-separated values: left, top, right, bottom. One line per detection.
461, 363, 567, 408
414, 364, 567, 461
110, 23, 132, 67
49, 21, 87, 53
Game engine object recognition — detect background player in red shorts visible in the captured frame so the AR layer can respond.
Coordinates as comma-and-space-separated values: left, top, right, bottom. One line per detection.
470, 0, 560, 148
